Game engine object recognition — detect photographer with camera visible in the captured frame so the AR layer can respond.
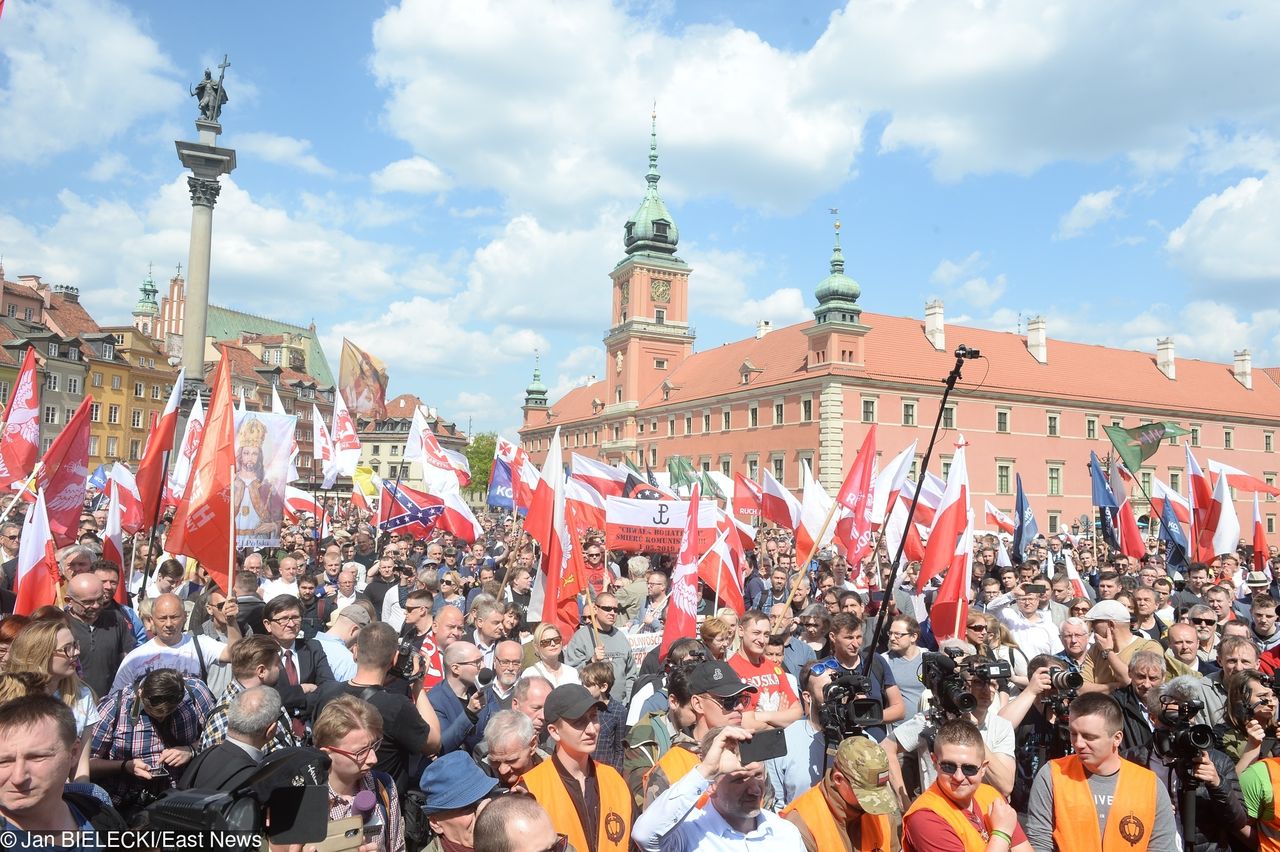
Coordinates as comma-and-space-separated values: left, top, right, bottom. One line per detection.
884, 645, 1016, 807
901, 718, 1030, 852
1221, 670, 1280, 774
1023, 693, 1175, 852
1131, 676, 1250, 852
780, 736, 901, 852
315, 622, 442, 792
998, 654, 1082, 812
811, 612, 905, 740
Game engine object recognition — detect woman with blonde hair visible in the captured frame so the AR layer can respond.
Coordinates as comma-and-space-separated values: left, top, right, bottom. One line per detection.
714, 607, 742, 655
523, 622, 580, 687
700, 616, 734, 661
7, 619, 99, 780
314, 694, 405, 852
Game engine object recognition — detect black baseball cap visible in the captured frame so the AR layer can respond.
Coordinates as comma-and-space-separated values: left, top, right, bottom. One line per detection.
688, 661, 757, 698
543, 684, 607, 726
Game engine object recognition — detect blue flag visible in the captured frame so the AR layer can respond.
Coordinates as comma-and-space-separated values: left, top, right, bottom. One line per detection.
1159, 496, 1190, 573
1089, 452, 1121, 550
487, 457, 514, 510
1012, 473, 1039, 562
88, 464, 108, 491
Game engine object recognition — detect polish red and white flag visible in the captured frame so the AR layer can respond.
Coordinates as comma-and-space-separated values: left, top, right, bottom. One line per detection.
1151, 476, 1191, 525
14, 489, 61, 615
984, 500, 1016, 535
1253, 493, 1269, 572
0, 347, 40, 493
761, 469, 800, 531
1209, 459, 1280, 497
570, 453, 628, 499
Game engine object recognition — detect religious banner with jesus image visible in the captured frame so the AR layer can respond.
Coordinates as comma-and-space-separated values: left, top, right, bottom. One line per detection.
232, 411, 295, 549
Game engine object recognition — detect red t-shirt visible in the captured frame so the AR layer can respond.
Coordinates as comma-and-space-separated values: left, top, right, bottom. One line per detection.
903, 800, 1028, 852
729, 652, 797, 713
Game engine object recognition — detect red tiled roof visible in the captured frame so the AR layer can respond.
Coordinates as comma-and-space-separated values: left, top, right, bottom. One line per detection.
385, 393, 423, 419
539, 313, 1280, 426
213, 341, 272, 386
44, 293, 100, 341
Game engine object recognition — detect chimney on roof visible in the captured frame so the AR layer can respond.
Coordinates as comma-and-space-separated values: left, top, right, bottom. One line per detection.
755, 320, 772, 339
1156, 337, 1175, 380
52, 284, 80, 303
1234, 349, 1253, 389
924, 299, 945, 351
1026, 315, 1047, 364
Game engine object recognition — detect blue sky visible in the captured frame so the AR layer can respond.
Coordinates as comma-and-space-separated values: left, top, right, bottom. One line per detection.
2, 0, 1279, 439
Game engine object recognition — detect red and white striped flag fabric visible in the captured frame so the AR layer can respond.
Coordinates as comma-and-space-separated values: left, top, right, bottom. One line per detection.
1253, 493, 1269, 572
733, 472, 763, 521
1151, 476, 1191, 525
406, 406, 466, 493
102, 481, 128, 604
1207, 471, 1242, 559
565, 477, 607, 532
661, 482, 702, 657
1109, 458, 1147, 560
834, 427, 877, 565
110, 462, 144, 535
330, 391, 362, 476
698, 526, 744, 613
14, 489, 60, 615
918, 439, 970, 592
439, 488, 485, 543
1209, 459, 1280, 497
870, 441, 917, 528
166, 391, 204, 508
570, 453, 628, 498
1186, 447, 1214, 561
761, 469, 800, 531
984, 500, 1016, 535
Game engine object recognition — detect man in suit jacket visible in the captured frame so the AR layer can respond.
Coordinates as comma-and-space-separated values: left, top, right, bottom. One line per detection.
180, 685, 278, 792
0, 585, 14, 615
262, 595, 335, 734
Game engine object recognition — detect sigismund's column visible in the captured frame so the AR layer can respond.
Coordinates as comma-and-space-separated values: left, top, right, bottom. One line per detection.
174, 56, 236, 400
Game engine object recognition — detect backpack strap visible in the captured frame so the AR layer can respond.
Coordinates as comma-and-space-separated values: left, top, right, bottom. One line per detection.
189, 629, 208, 683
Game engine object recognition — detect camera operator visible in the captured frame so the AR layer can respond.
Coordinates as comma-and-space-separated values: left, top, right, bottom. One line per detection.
780, 736, 901, 852
998, 654, 1082, 812
811, 612, 905, 740
764, 661, 836, 806
1023, 693, 1176, 852
901, 718, 1030, 852
1130, 676, 1250, 852
1221, 670, 1279, 774
1055, 617, 1090, 675
883, 645, 1016, 806
314, 622, 442, 792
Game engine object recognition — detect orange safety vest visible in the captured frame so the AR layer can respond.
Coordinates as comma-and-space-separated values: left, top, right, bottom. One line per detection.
1049, 755, 1157, 852
1260, 759, 1280, 852
781, 783, 893, 852
641, 745, 699, 802
523, 757, 631, 852
903, 782, 1003, 852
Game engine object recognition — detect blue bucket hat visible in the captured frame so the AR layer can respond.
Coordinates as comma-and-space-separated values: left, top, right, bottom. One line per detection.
418, 751, 498, 815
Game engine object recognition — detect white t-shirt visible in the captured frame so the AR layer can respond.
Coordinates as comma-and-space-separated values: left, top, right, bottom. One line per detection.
260, 579, 300, 603
64, 684, 101, 735
110, 634, 228, 694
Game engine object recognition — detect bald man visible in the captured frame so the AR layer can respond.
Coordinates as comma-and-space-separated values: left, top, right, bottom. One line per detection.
66, 573, 137, 697
111, 592, 241, 695
428, 640, 492, 754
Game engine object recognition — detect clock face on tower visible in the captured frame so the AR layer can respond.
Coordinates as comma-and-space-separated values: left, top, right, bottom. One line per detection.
650, 279, 671, 303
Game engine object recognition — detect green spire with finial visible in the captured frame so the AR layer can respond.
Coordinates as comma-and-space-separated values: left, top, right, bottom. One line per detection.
134, 263, 160, 317
624, 104, 679, 256
814, 218, 862, 324
524, 350, 548, 408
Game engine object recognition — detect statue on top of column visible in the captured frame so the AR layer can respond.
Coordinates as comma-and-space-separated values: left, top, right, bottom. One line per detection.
191, 56, 230, 123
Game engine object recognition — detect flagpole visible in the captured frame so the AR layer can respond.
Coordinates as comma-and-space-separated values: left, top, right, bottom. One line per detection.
862, 346, 980, 676
0, 462, 42, 526
774, 497, 841, 635
138, 451, 170, 604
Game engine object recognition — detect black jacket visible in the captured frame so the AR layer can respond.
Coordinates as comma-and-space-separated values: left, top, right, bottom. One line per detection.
276, 638, 336, 721
1130, 744, 1249, 852
179, 740, 261, 792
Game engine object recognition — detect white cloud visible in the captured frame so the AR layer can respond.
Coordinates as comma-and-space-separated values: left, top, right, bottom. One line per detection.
369, 0, 863, 219
1166, 173, 1280, 291
930, 251, 983, 285
558, 345, 603, 378
233, 132, 334, 176
86, 152, 133, 182
687, 247, 811, 327
371, 156, 451, 195
1056, 188, 1123, 239
929, 252, 1006, 308
0, 0, 181, 165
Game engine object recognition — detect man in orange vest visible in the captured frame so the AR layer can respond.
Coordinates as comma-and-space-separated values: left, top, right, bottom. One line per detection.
1022, 693, 1176, 851
781, 736, 902, 852
640, 660, 758, 806
520, 684, 635, 852
902, 719, 1030, 852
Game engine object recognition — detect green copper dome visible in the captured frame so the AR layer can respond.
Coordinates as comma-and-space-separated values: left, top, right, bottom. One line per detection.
813, 222, 863, 325
134, 266, 159, 317
524, 355, 548, 407
624, 112, 679, 256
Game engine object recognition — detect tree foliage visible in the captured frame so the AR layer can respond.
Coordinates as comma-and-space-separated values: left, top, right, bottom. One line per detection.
464, 432, 497, 496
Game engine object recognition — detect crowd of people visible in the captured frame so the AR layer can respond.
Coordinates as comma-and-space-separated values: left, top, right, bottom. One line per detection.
3, 500, 1280, 852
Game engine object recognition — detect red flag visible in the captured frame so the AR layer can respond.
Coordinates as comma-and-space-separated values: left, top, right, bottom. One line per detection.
1187, 447, 1214, 561
834, 426, 877, 564
1109, 459, 1146, 560
14, 488, 60, 614
533, 429, 582, 642
1254, 493, 1269, 572
135, 368, 184, 530
168, 353, 236, 594
1151, 477, 1191, 526
0, 347, 40, 492
1210, 460, 1280, 497
917, 441, 969, 592
733, 472, 762, 521
439, 488, 485, 543
525, 433, 562, 557
35, 396, 93, 547
661, 482, 702, 657
570, 454, 628, 499
351, 487, 368, 512
984, 500, 1016, 534
698, 526, 744, 613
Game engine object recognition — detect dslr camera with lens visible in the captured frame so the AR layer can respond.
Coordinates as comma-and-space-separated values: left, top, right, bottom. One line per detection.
818, 671, 885, 741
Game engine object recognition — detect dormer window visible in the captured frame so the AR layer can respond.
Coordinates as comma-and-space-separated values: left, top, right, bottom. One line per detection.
625, 223, 634, 241
67, 348, 79, 361
102, 344, 113, 360
47, 343, 58, 358
654, 221, 668, 238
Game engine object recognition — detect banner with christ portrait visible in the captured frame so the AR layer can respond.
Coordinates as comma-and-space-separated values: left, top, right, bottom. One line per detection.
232, 411, 296, 549
339, 338, 389, 421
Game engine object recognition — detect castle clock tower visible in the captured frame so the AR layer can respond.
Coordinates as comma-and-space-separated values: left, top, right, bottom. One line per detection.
604, 113, 694, 416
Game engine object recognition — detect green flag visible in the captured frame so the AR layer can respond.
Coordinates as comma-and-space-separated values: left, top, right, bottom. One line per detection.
1104, 422, 1189, 473
622, 455, 641, 474
667, 456, 698, 492
700, 470, 725, 500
